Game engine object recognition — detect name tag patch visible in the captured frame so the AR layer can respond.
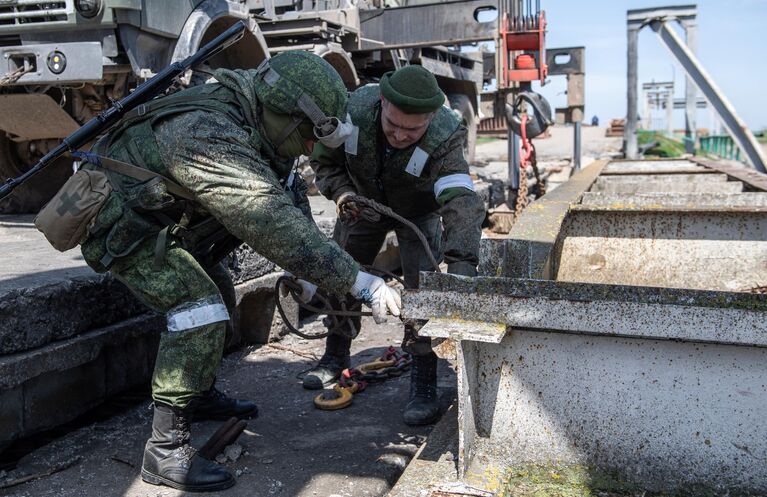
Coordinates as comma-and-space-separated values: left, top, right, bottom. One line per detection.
344, 126, 359, 156
405, 147, 429, 177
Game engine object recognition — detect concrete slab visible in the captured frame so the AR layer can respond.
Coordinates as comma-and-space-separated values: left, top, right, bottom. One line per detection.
581, 191, 767, 207
595, 172, 728, 183
602, 162, 711, 175
590, 180, 743, 194
604, 159, 695, 168
396, 157, 767, 496
692, 157, 767, 192
557, 209, 767, 291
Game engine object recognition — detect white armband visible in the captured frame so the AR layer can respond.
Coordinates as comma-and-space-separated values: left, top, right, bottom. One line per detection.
434, 173, 475, 199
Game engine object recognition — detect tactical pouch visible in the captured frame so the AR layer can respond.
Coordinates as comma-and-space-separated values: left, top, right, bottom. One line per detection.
125, 176, 175, 211
34, 169, 112, 252
104, 205, 158, 261
94, 177, 177, 266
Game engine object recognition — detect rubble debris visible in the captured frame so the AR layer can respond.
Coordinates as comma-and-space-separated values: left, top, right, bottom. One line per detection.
225, 444, 243, 462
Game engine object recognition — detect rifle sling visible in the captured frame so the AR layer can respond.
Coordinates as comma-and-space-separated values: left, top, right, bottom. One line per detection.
97, 156, 195, 201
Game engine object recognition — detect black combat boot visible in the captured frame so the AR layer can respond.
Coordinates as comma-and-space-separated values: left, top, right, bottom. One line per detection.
193, 382, 258, 421
302, 334, 352, 390
141, 402, 235, 492
403, 352, 440, 426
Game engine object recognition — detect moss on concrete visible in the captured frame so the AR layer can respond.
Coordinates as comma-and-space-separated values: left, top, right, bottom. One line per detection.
498, 463, 726, 497
499, 463, 640, 497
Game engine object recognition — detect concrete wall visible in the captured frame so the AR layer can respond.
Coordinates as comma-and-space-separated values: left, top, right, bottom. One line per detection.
466, 329, 767, 494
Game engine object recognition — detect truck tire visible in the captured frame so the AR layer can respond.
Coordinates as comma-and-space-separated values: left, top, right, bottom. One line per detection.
0, 135, 72, 214
448, 93, 477, 164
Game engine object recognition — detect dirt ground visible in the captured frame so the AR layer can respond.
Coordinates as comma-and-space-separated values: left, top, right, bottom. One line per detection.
0, 317, 457, 497
474, 125, 623, 164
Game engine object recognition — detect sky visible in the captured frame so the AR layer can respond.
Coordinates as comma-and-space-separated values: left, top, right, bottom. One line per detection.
497, 0, 767, 131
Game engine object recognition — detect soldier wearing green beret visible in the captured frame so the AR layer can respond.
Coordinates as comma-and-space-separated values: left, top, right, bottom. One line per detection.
70, 51, 400, 492
305, 64, 485, 426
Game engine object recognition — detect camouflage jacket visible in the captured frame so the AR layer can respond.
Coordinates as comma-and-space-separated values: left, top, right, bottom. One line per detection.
312, 84, 485, 269
81, 73, 359, 296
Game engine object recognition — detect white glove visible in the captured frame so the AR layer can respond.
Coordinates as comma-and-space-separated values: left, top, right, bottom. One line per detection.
280, 272, 318, 304
350, 270, 401, 324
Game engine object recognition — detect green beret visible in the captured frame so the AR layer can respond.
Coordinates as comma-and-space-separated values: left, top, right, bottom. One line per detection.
380, 65, 445, 114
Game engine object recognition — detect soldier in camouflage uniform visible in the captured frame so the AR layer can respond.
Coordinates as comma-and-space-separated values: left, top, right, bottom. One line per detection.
305, 65, 485, 426
76, 51, 400, 492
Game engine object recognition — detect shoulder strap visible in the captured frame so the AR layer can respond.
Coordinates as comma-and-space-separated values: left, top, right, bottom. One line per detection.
100, 156, 195, 201
73, 151, 195, 201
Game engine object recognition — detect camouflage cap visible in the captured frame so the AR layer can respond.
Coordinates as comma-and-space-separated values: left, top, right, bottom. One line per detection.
380, 65, 444, 114
253, 50, 348, 121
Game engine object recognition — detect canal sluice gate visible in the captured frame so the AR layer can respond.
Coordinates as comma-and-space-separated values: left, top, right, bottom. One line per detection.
402, 158, 767, 496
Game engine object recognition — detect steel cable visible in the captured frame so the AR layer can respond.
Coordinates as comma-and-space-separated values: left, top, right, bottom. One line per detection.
275, 194, 439, 339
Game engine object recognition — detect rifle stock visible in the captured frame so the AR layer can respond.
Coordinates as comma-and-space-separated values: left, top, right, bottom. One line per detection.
0, 20, 247, 202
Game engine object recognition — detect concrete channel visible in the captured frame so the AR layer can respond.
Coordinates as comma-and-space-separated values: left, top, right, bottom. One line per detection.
395, 158, 767, 496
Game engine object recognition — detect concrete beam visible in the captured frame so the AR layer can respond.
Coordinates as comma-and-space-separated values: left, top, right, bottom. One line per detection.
581, 192, 767, 208
404, 274, 767, 346
590, 180, 742, 194
603, 160, 711, 175
691, 157, 767, 192
595, 173, 728, 184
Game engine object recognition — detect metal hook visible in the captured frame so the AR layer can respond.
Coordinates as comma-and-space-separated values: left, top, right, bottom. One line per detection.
505, 90, 553, 139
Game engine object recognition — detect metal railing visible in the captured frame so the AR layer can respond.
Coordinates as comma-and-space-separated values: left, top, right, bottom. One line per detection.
699, 135, 742, 162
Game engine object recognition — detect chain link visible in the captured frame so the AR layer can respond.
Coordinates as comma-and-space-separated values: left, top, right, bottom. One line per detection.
514, 164, 528, 218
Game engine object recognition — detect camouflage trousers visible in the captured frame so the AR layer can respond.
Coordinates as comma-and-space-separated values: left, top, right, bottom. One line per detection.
107, 238, 234, 408
331, 213, 442, 356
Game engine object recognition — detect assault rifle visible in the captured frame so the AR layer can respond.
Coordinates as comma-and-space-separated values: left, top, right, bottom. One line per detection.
0, 20, 247, 202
